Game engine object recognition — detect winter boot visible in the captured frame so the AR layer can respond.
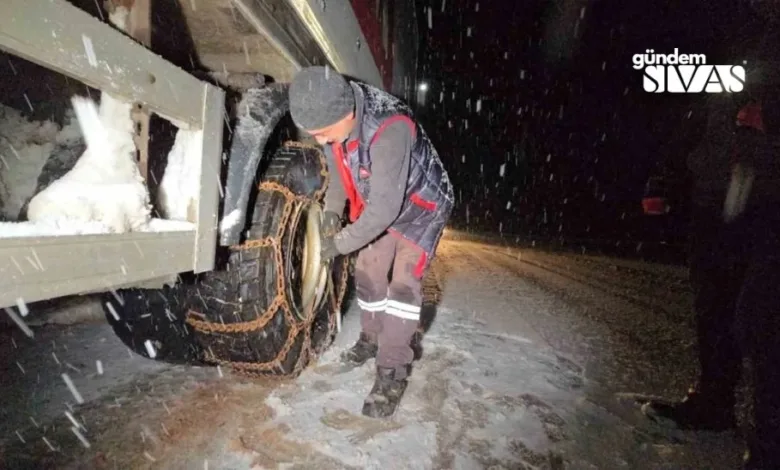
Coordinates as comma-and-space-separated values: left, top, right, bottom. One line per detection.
362, 366, 409, 418
641, 385, 736, 431
340, 332, 378, 366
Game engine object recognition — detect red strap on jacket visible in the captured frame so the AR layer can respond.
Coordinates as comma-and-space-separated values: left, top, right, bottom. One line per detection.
737, 101, 764, 132
331, 143, 365, 222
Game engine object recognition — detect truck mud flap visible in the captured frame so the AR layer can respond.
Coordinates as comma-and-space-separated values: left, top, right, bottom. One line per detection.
220, 83, 289, 246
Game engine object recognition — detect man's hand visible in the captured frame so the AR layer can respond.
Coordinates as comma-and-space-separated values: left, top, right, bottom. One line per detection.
320, 210, 342, 237
321, 234, 341, 262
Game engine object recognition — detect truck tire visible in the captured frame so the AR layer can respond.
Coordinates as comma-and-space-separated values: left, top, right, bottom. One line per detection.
103, 280, 206, 365
103, 142, 352, 377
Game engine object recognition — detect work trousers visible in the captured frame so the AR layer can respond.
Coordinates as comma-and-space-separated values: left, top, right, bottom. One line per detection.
354, 231, 428, 377
689, 201, 780, 462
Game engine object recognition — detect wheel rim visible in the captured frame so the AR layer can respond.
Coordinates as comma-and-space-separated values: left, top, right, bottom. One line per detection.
285, 201, 330, 320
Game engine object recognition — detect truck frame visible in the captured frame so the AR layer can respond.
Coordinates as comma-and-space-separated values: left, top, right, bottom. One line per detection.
0, 0, 225, 306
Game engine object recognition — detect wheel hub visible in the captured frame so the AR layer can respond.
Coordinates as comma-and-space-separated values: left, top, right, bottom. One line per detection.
286, 201, 330, 320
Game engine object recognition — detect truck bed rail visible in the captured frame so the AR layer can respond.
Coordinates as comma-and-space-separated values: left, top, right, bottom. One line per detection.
0, 229, 195, 307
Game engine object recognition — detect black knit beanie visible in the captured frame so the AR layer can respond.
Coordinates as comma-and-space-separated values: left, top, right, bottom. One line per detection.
289, 66, 355, 130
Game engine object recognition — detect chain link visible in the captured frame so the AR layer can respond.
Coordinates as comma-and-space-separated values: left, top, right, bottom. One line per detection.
184, 142, 350, 378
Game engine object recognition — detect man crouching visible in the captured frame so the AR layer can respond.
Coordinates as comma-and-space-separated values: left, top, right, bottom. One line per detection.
288, 66, 454, 418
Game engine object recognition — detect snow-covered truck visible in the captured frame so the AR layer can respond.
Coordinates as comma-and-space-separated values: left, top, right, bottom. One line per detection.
0, 0, 420, 376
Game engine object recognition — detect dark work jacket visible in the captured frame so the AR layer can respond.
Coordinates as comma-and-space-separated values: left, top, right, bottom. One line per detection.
326, 82, 454, 273
687, 90, 780, 208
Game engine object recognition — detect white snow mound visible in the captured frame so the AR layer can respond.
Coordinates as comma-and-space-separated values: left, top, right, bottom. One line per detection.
26, 93, 152, 233
0, 105, 59, 220
157, 128, 202, 221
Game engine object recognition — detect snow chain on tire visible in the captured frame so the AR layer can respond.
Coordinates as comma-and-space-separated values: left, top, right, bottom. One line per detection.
184, 141, 351, 379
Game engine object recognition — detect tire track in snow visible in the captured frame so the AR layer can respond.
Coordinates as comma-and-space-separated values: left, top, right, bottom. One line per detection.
439, 238, 745, 469
479, 245, 694, 357
459, 240, 695, 395
485, 245, 693, 327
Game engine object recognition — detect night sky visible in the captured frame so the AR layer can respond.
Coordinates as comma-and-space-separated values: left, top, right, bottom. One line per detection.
414, 0, 775, 258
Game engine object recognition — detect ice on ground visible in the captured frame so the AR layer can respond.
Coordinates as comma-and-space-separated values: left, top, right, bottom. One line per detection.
0, 321, 212, 442
260, 299, 577, 469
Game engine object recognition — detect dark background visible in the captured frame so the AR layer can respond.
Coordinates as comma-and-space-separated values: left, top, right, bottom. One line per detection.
413, 0, 778, 262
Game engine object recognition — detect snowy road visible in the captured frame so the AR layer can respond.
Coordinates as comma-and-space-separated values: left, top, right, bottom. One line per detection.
0, 231, 748, 469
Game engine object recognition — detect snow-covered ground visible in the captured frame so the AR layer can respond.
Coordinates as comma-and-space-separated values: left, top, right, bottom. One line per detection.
0, 232, 748, 469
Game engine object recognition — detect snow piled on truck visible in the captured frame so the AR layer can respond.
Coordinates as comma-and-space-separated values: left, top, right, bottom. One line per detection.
25, 93, 153, 233
0, 104, 82, 221
0, 98, 198, 238
157, 127, 204, 222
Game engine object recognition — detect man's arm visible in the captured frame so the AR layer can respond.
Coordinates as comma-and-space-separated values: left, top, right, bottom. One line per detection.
333, 121, 412, 254
323, 147, 347, 215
